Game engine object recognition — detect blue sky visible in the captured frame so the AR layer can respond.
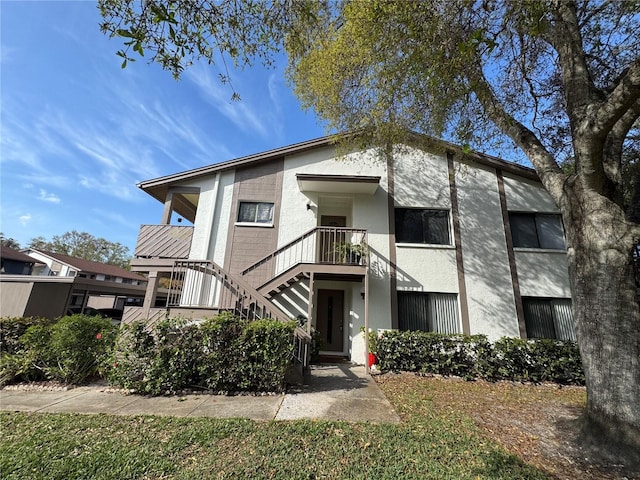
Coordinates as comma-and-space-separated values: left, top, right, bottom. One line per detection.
1, 1, 324, 252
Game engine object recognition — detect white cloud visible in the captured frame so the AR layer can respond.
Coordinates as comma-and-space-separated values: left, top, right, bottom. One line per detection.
38, 189, 61, 204
19, 214, 31, 226
186, 64, 272, 139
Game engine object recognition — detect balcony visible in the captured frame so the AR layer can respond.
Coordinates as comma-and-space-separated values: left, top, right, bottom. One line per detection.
130, 225, 194, 271
240, 226, 368, 291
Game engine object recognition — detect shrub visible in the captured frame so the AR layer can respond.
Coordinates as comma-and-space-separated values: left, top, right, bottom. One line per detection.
376, 330, 584, 386
198, 313, 246, 392
0, 317, 51, 355
146, 318, 203, 394
236, 319, 295, 392
0, 316, 53, 385
0, 315, 116, 385
107, 313, 296, 395
105, 321, 156, 392
23, 314, 117, 384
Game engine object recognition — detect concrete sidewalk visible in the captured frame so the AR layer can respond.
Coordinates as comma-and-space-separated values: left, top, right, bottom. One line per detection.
0, 364, 400, 424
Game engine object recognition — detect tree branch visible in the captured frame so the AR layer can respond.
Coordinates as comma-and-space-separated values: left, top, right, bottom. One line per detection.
590, 58, 640, 141
469, 64, 566, 203
550, 0, 603, 116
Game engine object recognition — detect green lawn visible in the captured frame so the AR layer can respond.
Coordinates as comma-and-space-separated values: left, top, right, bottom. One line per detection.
0, 379, 557, 480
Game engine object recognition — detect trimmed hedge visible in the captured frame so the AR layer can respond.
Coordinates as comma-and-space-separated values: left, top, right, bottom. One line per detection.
0, 315, 117, 385
376, 330, 584, 385
107, 313, 296, 395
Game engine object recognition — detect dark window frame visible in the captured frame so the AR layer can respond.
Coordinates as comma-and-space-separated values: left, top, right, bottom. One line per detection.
522, 296, 575, 341
397, 291, 461, 333
395, 207, 452, 245
509, 212, 566, 250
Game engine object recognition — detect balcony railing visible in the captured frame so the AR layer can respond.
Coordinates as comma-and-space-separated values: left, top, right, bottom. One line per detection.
134, 225, 194, 259
241, 227, 367, 288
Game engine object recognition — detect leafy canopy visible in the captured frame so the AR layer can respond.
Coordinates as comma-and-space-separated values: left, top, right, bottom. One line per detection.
100, 1, 640, 214
29, 230, 130, 269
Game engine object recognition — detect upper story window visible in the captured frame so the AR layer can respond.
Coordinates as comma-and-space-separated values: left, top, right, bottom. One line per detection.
237, 201, 274, 225
395, 208, 451, 245
509, 212, 565, 250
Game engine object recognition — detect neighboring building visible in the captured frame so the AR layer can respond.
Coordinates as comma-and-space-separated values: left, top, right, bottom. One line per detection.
22, 249, 148, 311
0, 249, 148, 319
127, 134, 574, 364
0, 246, 42, 275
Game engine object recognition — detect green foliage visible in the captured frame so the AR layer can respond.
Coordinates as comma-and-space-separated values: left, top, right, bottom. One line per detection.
143, 318, 203, 395
104, 321, 156, 392
0, 315, 116, 385
198, 312, 246, 391
28, 230, 131, 269
0, 233, 21, 249
376, 331, 584, 386
107, 314, 295, 395
0, 316, 51, 355
24, 315, 117, 384
239, 319, 295, 391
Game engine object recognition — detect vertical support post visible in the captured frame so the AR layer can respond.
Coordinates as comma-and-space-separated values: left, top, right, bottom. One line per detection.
80, 289, 89, 311
161, 190, 174, 225
364, 272, 370, 374
306, 272, 315, 337
142, 271, 159, 319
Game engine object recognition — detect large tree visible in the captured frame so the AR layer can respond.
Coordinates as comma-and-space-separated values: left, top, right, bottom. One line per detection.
99, 0, 640, 461
29, 231, 130, 269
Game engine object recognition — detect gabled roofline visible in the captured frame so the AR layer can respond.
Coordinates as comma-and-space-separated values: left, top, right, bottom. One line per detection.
138, 132, 539, 199
138, 136, 335, 190
25, 249, 146, 282
25, 249, 77, 271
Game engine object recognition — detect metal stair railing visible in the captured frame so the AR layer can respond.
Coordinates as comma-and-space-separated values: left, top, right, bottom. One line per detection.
167, 260, 290, 322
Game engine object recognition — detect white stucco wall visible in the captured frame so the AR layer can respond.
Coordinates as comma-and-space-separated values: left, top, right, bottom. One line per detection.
455, 161, 520, 340
278, 146, 391, 363
515, 250, 572, 297
270, 278, 310, 320
395, 246, 458, 293
209, 170, 235, 265
393, 147, 450, 208
503, 173, 571, 299
392, 148, 459, 295
188, 175, 219, 260
503, 173, 559, 212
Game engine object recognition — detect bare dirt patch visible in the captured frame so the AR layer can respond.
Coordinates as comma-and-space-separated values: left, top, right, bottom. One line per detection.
375, 372, 639, 480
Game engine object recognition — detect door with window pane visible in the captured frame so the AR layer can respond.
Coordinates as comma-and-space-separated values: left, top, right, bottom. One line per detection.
316, 289, 344, 352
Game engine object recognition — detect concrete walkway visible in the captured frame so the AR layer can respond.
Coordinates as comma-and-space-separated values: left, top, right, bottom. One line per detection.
0, 364, 400, 424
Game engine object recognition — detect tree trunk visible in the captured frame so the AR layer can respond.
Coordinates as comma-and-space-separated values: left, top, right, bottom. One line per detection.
563, 182, 640, 467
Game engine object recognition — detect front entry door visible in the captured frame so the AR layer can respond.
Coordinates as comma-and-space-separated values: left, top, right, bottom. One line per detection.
316, 289, 345, 353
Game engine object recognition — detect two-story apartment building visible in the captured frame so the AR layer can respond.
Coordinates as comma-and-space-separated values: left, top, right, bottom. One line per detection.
127, 134, 574, 365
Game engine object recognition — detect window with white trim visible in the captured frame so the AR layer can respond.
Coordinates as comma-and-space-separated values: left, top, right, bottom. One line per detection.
395, 208, 451, 245
237, 202, 274, 225
522, 297, 575, 341
398, 291, 461, 333
509, 212, 565, 249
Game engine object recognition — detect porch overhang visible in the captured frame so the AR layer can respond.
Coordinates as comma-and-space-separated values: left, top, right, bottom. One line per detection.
296, 174, 380, 195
